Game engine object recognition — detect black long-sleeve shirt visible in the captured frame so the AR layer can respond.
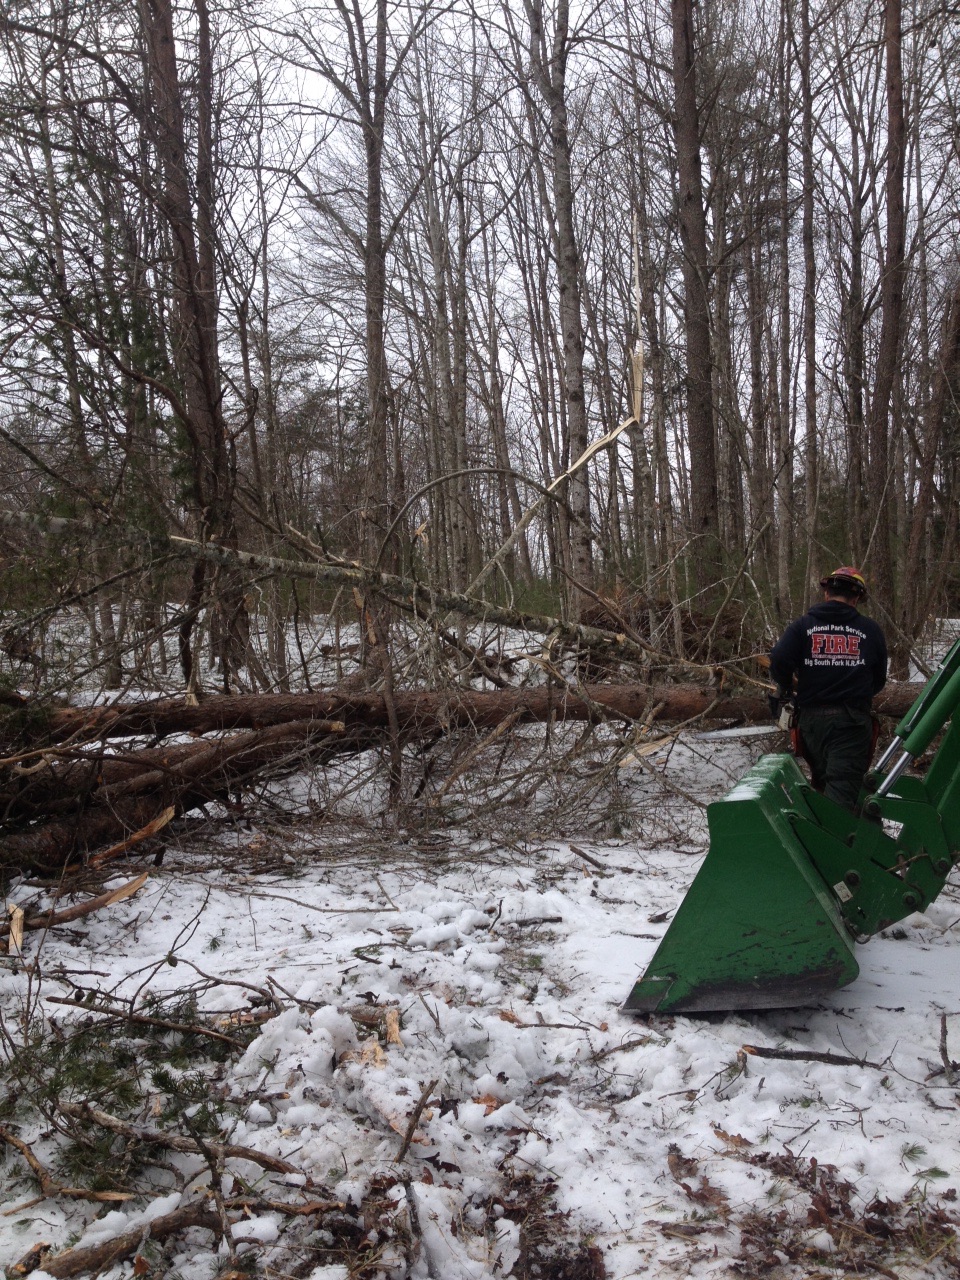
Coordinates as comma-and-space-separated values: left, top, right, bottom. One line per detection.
769, 600, 888, 711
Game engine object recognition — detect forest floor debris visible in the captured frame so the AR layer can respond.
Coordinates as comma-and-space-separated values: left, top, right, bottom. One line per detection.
2, 742, 960, 1278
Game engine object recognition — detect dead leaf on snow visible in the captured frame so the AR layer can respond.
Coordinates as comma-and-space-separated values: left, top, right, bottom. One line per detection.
473, 1094, 503, 1115
686, 1173, 730, 1215
667, 1144, 699, 1182
713, 1125, 753, 1149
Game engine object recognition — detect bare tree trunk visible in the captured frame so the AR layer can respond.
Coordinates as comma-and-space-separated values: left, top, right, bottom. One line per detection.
362, 4, 393, 563
523, 0, 594, 615
866, 0, 906, 632
901, 278, 960, 640
799, 0, 819, 598
139, 0, 244, 686
775, 0, 793, 617
670, 0, 719, 590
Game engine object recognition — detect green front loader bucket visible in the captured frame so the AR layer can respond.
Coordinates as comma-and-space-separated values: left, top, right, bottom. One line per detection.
624, 641, 960, 1016
623, 755, 860, 1014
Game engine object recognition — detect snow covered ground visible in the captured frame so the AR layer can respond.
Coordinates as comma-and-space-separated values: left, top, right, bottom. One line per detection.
3, 737, 960, 1278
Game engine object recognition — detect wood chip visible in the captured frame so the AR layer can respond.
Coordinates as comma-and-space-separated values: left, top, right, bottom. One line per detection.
7, 904, 24, 956
359, 1040, 387, 1068
385, 1007, 403, 1046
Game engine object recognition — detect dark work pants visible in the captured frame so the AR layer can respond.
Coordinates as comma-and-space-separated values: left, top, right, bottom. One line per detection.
797, 706, 874, 811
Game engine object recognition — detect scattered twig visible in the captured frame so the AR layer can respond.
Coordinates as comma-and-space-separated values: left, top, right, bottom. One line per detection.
395, 1077, 438, 1163
591, 1036, 657, 1062
418, 993, 442, 1033
940, 1013, 958, 1084
44, 995, 245, 1050
225, 1193, 344, 1217
498, 1010, 602, 1032
569, 844, 609, 873
742, 1044, 884, 1069
170, 956, 284, 1012
183, 1110, 236, 1267
266, 973, 316, 1010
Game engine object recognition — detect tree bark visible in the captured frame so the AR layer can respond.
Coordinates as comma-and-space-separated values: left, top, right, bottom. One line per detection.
523, 0, 594, 614
670, 0, 719, 589
866, 0, 906, 624
799, 0, 819, 597
28, 679, 922, 752
900, 278, 960, 641
138, 0, 243, 683
0, 679, 923, 871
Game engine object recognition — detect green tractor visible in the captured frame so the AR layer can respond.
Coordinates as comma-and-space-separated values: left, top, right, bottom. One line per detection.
623, 639, 960, 1014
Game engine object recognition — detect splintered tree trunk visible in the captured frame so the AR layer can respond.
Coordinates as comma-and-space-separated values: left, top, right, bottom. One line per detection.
670, 0, 719, 591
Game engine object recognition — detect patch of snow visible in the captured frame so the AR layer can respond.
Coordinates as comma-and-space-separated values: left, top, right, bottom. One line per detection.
4, 740, 960, 1277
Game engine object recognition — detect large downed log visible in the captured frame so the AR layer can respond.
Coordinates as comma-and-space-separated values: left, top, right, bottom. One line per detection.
0, 718, 361, 872
0, 679, 924, 874
28, 678, 921, 745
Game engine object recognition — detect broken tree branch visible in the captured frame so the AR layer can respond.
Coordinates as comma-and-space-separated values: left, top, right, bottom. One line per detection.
57, 1101, 301, 1174
0, 1125, 135, 1206
742, 1044, 884, 1069
29, 1202, 224, 1279
0, 873, 150, 939
44, 995, 246, 1050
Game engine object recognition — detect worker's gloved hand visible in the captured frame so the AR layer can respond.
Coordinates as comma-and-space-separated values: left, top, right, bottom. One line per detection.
768, 689, 796, 731
777, 701, 796, 732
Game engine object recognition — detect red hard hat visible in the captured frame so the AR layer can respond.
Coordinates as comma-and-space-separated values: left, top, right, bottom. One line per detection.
819, 566, 867, 597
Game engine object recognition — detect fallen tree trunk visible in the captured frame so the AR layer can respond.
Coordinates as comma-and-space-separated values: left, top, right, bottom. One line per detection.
29, 678, 923, 745
0, 718, 363, 872
4, 683, 743, 829
0, 679, 925, 874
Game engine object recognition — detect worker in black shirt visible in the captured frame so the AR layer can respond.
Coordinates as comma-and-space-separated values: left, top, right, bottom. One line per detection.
769, 567, 888, 811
